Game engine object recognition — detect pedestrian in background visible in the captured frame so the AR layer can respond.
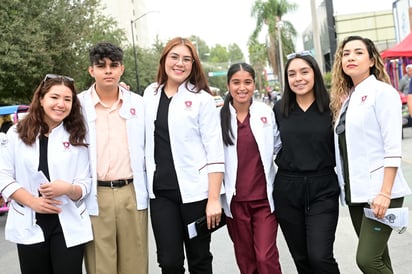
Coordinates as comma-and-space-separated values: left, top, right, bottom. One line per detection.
143, 37, 224, 274
399, 64, 412, 95
273, 51, 341, 273
220, 62, 282, 274
407, 75, 412, 117
330, 35, 412, 273
78, 42, 148, 274
0, 74, 92, 274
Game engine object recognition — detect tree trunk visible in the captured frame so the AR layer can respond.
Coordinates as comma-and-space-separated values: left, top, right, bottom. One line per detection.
267, 32, 278, 78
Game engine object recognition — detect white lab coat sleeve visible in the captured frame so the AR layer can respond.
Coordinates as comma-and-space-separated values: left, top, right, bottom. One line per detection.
0, 127, 22, 200
376, 86, 403, 167
199, 94, 225, 174
72, 145, 92, 202
271, 109, 282, 155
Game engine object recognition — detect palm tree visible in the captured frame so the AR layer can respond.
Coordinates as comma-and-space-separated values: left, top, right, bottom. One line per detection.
248, 38, 268, 93
250, 0, 297, 78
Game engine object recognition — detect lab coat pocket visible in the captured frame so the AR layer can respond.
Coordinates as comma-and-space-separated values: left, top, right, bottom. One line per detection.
78, 201, 89, 220
369, 165, 384, 187
9, 200, 34, 228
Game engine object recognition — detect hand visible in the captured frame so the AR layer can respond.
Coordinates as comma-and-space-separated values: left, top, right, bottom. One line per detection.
38, 179, 72, 198
205, 198, 222, 230
370, 194, 391, 219
30, 196, 62, 214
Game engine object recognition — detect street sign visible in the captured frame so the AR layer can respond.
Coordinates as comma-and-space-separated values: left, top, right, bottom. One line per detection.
208, 71, 227, 77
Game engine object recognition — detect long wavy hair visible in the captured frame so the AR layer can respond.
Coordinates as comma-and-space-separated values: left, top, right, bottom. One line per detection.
330, 36, 390, 122
279, 54, 330, 118
155, 37, 211, 94
17, 76, 87, 146
220, 63, 255, 146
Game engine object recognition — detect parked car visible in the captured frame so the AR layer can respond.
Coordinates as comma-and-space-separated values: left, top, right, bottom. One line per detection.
0, 105, 29, 127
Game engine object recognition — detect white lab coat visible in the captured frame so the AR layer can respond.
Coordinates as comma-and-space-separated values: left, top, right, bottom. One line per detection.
78, 85, 148, 214
0, 123, 93, 247
221, 101, 281, 218
334, 75, 412, 204
143, 82, 225, 203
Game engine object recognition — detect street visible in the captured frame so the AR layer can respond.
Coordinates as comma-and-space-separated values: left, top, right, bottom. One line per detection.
1, 128, 412, 273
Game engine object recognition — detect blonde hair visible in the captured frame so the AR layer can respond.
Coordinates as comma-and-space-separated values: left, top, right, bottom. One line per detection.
330, 36, 390, 122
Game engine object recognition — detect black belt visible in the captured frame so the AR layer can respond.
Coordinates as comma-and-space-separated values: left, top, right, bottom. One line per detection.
97, 178, 133, 188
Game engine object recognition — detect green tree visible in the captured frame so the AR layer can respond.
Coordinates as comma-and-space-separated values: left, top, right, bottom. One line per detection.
250, 0, 297, 78
0, 0, 125, 104
204, 44, 246, 93
227, 43, 245, 65
121, 45, 162, 94
188, 35, 211, 62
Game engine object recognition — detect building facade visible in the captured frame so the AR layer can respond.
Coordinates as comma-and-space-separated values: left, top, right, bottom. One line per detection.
301, 0, 410, 72
99, 0, 160, 48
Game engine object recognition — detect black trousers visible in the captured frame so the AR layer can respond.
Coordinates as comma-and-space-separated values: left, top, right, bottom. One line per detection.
150, 190, 212, 274
17, 214, 85, 274
273, 170, 340, 274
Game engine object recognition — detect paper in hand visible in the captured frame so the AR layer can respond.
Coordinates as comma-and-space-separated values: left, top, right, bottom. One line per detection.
363, 207, 409, 230
32, 170, 50, 192
34, 171, 68, 206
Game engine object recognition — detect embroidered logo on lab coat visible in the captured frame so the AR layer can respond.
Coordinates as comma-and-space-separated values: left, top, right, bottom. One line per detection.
261, 117, 269, 127
361, 95, 367, 103
130, 108, 136, 115
185, 101, 192, 110
63, 141, 70, 150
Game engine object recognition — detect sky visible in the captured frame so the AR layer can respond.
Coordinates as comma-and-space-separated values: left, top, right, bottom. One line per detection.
153, 0, 394, 58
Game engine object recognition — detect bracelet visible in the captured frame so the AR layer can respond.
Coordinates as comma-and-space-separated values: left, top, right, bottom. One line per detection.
378, 192, 391, 199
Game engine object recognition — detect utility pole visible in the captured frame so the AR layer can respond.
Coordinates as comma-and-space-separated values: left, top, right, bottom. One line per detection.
131, 10, 159, 94
310, 0, 324, 73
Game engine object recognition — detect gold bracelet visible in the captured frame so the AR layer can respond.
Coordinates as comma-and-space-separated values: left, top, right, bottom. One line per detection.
379, 192, 391, 199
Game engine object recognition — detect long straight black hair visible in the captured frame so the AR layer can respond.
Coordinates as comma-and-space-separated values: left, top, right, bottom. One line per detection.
279, 54, 330, 117
220, 62, 255, 146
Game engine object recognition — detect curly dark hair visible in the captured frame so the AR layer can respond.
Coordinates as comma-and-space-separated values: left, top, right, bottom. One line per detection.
89, 42, 123, 65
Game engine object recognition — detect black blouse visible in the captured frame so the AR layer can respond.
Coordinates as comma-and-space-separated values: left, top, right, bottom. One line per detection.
273, 101, 335, 173
153, 90, 179, 191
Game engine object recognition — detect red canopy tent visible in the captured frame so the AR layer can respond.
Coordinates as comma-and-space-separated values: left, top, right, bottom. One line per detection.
381, 32, 412, 59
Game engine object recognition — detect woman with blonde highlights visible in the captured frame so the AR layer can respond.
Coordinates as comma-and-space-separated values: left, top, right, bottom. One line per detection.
331, 36, 411, 273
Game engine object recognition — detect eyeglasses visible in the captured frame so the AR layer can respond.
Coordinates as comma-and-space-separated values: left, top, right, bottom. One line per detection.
286, 50, 312, 60
167, 53, 194, 65
43, 74, 74, 83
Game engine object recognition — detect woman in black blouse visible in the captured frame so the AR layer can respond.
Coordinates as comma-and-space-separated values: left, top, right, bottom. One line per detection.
273, 52, 340, 273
